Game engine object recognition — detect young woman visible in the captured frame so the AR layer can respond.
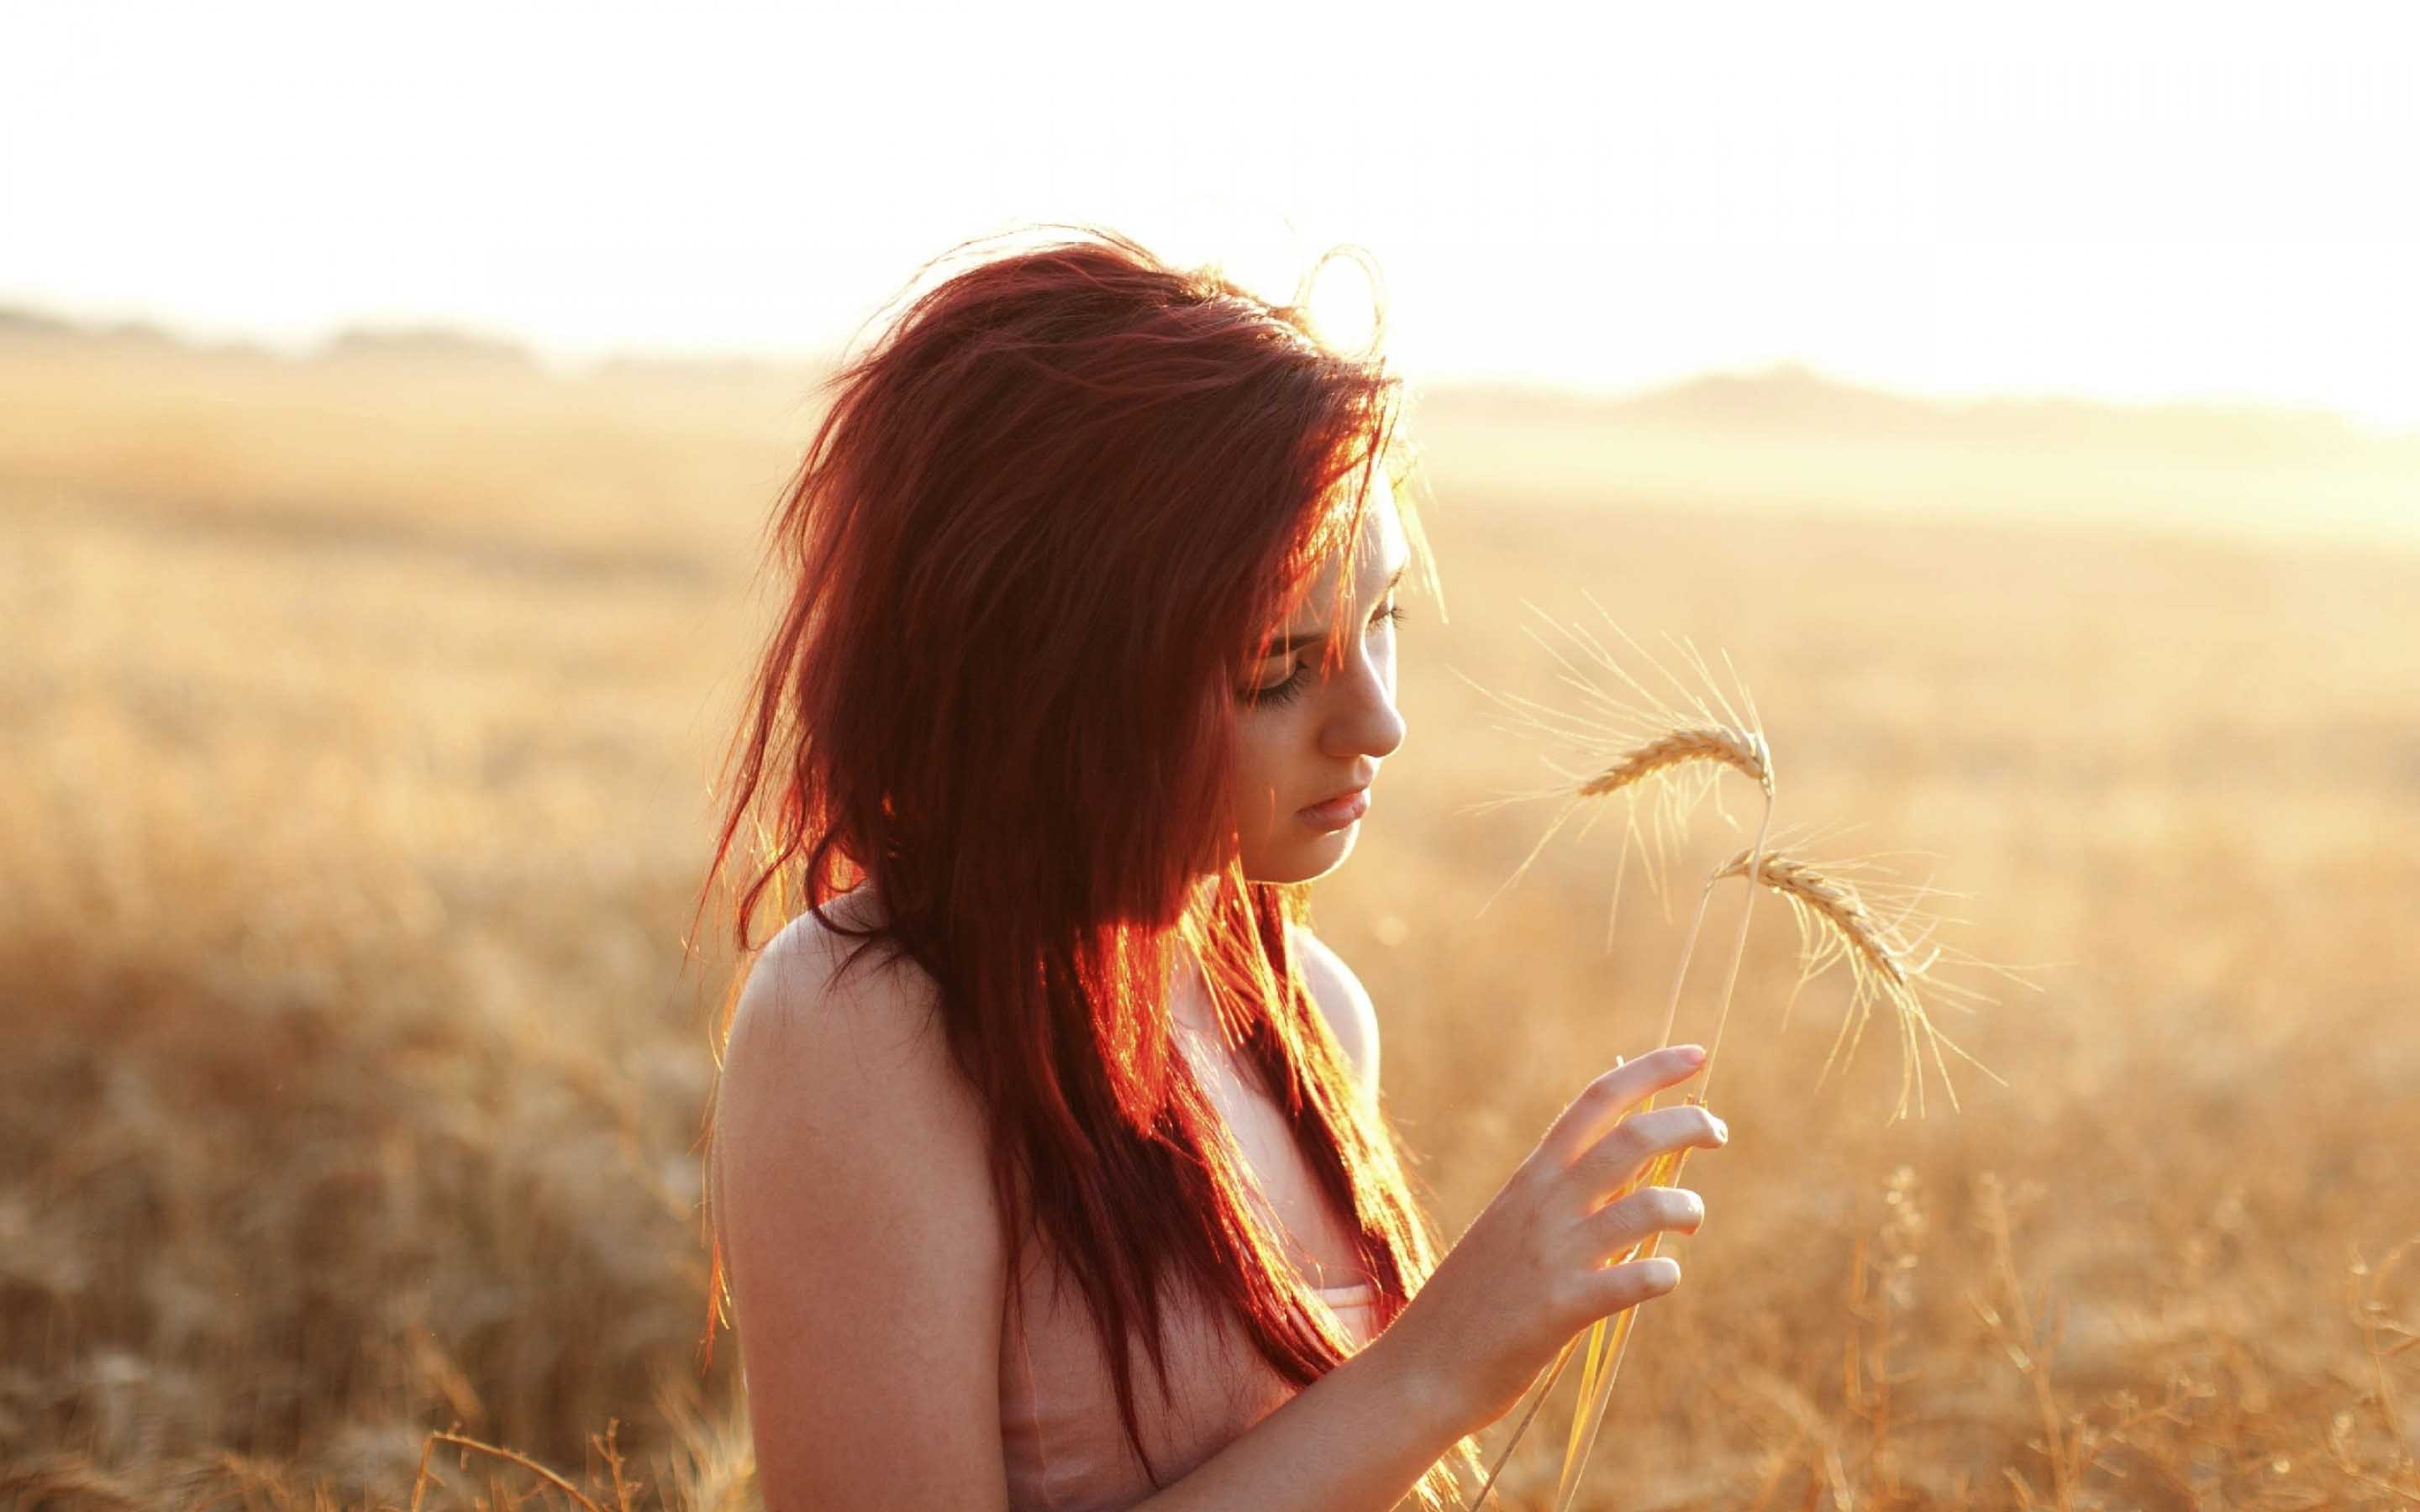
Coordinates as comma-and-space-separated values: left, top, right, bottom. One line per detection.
697, 225, 1726, 1511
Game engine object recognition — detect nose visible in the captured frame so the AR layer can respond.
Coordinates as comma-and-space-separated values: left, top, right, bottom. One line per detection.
1318, 643, 1406, 763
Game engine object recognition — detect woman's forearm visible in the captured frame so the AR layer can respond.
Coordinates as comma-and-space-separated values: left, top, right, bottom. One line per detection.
1132, 1331, 1477, 1512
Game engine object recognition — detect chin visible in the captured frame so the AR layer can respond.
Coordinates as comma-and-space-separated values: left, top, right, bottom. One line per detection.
1242, 823, 1360, 885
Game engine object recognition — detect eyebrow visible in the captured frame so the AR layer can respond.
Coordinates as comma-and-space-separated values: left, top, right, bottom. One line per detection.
1256, 563, 1409, 659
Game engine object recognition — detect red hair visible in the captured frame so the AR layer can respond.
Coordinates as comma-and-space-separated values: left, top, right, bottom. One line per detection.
694, 223, 1476, 1504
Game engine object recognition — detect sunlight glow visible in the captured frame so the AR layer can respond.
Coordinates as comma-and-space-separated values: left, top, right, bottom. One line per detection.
1302, 251, 1384, 359
3, 3, 2415, 426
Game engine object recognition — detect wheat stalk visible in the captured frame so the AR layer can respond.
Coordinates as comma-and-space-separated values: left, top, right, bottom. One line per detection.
1467, 613, 2032, 1512
1507, 836, 2032, 1512
1538, 795, 1776, 1512
1467, 631, 1776, 1512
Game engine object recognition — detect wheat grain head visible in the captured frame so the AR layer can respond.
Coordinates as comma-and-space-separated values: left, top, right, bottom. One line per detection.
1577, 725, 1771, 801
1708, 843, 2026, 1121
1466, 603, 1773, 932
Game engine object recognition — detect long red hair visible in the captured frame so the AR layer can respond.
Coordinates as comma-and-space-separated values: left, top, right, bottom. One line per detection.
694, 223, 1476, 1504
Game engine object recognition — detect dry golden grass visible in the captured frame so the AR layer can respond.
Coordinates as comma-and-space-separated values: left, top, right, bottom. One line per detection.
5, 333, 2418, 1509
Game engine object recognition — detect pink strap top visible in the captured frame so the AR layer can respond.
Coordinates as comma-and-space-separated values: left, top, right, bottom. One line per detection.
998, 980, 1381, 1509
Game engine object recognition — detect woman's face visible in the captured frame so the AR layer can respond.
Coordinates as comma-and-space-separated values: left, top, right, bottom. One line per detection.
1225, 476, 1413, 885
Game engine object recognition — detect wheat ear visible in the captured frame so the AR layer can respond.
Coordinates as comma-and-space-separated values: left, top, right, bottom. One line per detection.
1708, 846, 2014, 1123
1578, 725, 1772, 800
1463, 606, 1772, 937
1467, 713, 1774, 1512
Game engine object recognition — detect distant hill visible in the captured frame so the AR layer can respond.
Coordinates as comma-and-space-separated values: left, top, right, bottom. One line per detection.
0, 306, 80, 338
1418, 360, 2419, 464
0, 303, 182, 348
587, 351, 825, 386
319, 323, 540, 369
7, 302, 2412, 464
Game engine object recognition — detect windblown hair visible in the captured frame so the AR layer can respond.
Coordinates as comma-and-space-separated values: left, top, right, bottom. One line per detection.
694, 223, 1476, 1504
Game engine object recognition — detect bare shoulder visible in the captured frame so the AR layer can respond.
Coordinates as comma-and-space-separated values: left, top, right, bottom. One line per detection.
713, 891, 1008, 1507
1286, 921, 1381, 1102
718, 894, 957, 1129
716, 894, 992, 1226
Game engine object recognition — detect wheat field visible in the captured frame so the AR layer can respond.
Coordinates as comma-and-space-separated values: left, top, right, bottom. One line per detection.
3, 334, 2415, 1509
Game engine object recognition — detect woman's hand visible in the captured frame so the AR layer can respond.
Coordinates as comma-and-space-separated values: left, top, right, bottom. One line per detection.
1369, 1044, 1728, 1437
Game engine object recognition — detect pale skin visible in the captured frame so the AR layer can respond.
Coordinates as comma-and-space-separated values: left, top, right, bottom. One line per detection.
713, 475, 1728, 1509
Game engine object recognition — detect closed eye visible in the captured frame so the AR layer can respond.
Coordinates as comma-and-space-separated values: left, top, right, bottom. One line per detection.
1240, 599, 1405, 707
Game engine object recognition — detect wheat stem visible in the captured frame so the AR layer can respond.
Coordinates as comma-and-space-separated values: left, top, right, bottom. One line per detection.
1547, 797, 1774, 1512
1465, 629, 1777, 1511
1466, 730, 1773, 1511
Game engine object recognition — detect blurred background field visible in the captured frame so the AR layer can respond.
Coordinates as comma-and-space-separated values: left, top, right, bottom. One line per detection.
4, 327, 2415, 1509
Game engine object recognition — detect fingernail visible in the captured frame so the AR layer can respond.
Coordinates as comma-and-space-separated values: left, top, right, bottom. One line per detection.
1714, 1117, 1731, 1143
1679, 1045, 1707, 1065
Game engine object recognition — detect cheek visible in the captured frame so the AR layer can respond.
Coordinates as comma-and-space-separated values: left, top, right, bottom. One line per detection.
1226, 715, 1297, 826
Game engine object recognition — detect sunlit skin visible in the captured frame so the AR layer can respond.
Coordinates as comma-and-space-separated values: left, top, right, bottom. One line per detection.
1225, 475, 1412, 885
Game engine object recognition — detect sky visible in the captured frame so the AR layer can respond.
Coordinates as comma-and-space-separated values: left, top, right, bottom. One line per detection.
6, 2, 2418, 428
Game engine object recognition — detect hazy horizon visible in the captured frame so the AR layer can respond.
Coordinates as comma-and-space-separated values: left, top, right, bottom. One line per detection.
15, 297, 2420, 454
7, 5, 2418, 428
14, 311, 2417, 559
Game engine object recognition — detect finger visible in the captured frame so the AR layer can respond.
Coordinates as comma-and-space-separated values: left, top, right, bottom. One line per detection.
1579, 1184, 1704, 1260
1579, 1255, 1682, 1320
1534, 1046, 1707, 1171
1572, 1105, 1728, 1204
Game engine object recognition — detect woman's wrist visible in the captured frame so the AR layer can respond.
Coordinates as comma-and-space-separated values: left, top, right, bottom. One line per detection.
1125, 1313, 1481, 1510
1360, 1322, 1481, 1454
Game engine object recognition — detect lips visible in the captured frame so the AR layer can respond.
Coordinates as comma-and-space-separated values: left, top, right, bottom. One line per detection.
1296, 785, 1371, 831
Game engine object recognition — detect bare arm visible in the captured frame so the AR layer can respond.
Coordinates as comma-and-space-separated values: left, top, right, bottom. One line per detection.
713, 914, 1011, 1511
1129, 1329, 1478, 1511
